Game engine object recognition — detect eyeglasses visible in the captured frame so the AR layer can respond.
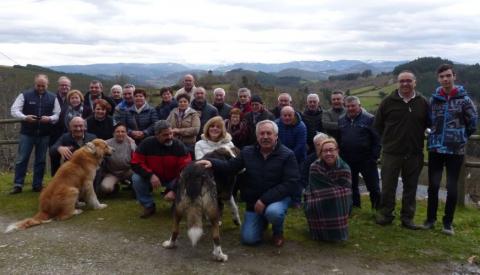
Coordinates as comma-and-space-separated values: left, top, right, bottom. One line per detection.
321, 148, 338, 154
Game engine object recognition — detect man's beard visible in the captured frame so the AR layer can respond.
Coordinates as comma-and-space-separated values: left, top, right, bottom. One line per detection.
164, 140, 173, 146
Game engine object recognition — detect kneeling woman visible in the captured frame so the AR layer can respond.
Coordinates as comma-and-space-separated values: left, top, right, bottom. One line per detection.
304, 138, 352, 241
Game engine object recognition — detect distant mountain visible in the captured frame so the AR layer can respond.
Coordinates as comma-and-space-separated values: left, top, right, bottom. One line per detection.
49, 60, 406, 87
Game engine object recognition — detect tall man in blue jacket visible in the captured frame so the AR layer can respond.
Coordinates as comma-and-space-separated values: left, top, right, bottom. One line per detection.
10, 74, 61, 194
423, 64, 477, 235
198, 120, 299, 247
338, 96, 381, 209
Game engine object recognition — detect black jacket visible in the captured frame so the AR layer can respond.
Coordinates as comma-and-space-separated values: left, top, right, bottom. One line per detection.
210, 142, 299, 211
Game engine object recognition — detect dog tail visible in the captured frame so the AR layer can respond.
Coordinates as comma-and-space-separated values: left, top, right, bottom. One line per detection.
4, 212, 51, 233
186, 208, 203, 246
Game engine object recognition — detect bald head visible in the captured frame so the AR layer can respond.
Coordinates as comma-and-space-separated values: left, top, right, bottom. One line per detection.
69, 117, 86, 138
280, 106, 296, 125
183, 74, 195, 91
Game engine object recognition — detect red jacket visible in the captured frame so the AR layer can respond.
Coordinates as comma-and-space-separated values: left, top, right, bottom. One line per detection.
131, 137, 191, 182
233, 101, 253, 118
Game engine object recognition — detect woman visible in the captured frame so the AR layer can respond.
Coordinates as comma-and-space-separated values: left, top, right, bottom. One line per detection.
124, 89, 158, 144
166, 93, 200, 153
195, 116, 236, 160
224, 108, 249, 149
64, 90, 84, 130
110, 84, 123, 106
100, 123, 136, 195
86, 99, 114, 140
156, 87, 178, 120
304, 138, 352, 241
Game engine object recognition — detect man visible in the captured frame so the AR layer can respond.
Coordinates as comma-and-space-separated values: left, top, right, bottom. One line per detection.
338, 96, 381, 209
174, 74, 196, 100
198, 120, 299, 247
322, 90, 346, 141
213, 88, 232, 119
271, 93, 292, 119
49, 76, 72, 176
49, 117, 96, 176
83, 80, 115, 118
190, 87, 218, 138
113, 83, 135, 124
244, 95, 275, 145
423, 64, 477, 235
232, 88, 252, 117
374, 70, 429, 230
131, 120, 192, 218
301, 93, 323, 154
10, 74, 61, 194
276, 106, 307, 165
156, 87, 178, 120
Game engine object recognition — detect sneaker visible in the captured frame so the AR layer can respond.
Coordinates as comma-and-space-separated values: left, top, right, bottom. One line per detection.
442, 224, 455, 236
273, 234, 285, 247
422, 220, 435, 230
140, 205, 156, 219
375, 215, 393, 226
9, 186, 22, 195
32, 185, 43, 192
401, 220, 420, 230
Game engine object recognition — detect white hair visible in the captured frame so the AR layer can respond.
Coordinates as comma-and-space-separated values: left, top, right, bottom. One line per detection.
307, 93, 319, 102
256, 120, 278, 135
313, 132, 329, 143
213, 88, 226, 96
111, 84, 123, 92
237, 87, 251, 97
278, 93, 292, 102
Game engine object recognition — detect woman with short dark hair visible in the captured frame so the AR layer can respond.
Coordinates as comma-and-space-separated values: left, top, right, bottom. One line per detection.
86, 99, 114, 140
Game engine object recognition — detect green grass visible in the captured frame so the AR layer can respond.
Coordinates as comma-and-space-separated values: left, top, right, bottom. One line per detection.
350, 85, 376, 95
1, 172, 480, 265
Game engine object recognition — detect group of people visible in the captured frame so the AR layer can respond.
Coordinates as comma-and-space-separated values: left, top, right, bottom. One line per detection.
9, 63, 478, 247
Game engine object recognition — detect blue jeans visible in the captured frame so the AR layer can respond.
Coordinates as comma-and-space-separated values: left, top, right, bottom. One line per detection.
13, 134, 49, 189
241, 197, 291, 245
132, 173, 176, 208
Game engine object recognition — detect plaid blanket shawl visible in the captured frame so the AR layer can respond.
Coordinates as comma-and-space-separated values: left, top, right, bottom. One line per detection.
304, 158, 352, 241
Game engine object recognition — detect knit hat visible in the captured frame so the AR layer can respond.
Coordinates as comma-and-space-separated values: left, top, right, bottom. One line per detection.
251, 95, 263, 104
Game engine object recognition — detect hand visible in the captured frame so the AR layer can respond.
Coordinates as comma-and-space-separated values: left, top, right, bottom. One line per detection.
196, 160, 212, 168
150, 174, 161, 190
58, 146, 73, 160
254, 200, 266, 214
25, 115, 38, 123
171, 128, 179, 134
39, 116, 51, 124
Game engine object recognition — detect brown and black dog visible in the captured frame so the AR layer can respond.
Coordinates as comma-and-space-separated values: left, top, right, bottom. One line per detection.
162, 147, 240, 262
5, 139, 113, 233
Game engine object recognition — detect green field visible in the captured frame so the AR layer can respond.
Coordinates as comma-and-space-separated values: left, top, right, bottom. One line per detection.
1, 172, 480, 265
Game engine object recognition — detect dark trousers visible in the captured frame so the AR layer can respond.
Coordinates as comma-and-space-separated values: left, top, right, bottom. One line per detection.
379, 152, 424, 223
348, 159, 380, 209
427, 152, 464, 226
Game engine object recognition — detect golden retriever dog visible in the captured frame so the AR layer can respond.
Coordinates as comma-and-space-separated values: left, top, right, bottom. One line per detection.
5, 139, 113, 233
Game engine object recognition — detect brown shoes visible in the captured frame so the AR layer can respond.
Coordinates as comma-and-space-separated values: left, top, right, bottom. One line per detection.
273, 234, 285, 247
140, 205, 156, 219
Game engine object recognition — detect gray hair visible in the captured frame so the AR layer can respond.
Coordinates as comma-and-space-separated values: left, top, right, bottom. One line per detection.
256, 120, 278, 135
238, 87, 251, 97
307, 93, 319, 102
57, 76, 71, 85
213, 88, 226, 96
111, 84, 123, 93
194, 86, 206, 95
345, 96, 361, 104
154, 120, 171, 134
278, 92, 292, 102
313, 132, 329, 143
123, 83, 135, 90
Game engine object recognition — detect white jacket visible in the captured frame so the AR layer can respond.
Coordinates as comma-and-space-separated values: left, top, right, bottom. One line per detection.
194, 133, 236, 160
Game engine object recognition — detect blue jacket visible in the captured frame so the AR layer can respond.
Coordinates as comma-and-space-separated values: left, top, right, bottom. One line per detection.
210, 142, 299, 211
338, 110, 381, 162
156, 100, 178, 120
276, 112, 307, 164
124, 103, 159, 137
428, 85, 478, 155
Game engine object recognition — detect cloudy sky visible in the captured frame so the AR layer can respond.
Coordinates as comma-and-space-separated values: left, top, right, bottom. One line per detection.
1, 0, 479, 66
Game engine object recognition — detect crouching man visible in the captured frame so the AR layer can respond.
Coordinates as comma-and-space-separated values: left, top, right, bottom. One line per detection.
198, 120, 299, 247
131, 120, 191, 218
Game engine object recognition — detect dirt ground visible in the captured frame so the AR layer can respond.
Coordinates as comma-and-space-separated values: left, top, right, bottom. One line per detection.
0, 215, 476, 275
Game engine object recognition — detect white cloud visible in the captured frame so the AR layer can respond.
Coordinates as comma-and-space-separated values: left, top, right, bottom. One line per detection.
0, 0, 479, 65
